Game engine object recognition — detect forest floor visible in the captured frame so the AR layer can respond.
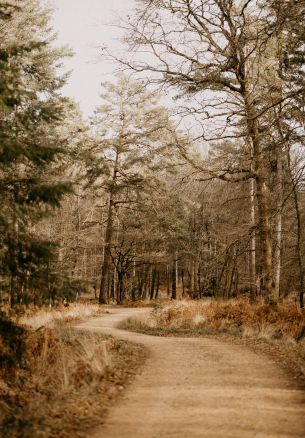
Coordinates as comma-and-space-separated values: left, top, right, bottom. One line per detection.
0, 305, 147, 438
78, 307, 305, 438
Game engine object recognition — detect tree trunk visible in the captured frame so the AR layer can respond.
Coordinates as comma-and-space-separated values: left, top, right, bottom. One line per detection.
150, 267, 156, 300
190, 259, 196, 298
141, 267, 149, 300
244, 90, 275, 304
131, 261, 136, 302
233, 264, 239, 297
249, 177, 257, 303
175, 255, 179, 296
117, 271, 124, 304
70, 196, 81, 279
294, 190, 305, 308
137, 270, 144, 300
99, 151, 119, 304
99, 196, 114, 304
145, 266, 152, 299
255, 166, 275, 303
155, 271, 160, 299
181, 269, 185, 297
198, 266, 202, 299
274, 155, 283, 301
288, 148, 305, 308
171, 258, 177, 300
223, 260, 230, 300
166, 264, 170, 297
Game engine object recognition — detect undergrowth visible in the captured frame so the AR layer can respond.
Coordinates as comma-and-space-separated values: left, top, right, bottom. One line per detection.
122, 299, 171, 308
120, 298, 305, 374
3, 302, 106, 329
125, 298, 305, 341
0, 310, 146, 437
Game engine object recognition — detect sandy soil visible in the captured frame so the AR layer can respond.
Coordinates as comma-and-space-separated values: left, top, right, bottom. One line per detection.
77, 308, 305, 438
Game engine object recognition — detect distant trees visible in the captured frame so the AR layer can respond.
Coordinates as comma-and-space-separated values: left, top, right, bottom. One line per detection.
0, 0, 74, 304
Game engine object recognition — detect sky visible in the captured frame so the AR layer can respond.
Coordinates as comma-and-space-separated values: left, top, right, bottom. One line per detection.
50, 0, 135, 117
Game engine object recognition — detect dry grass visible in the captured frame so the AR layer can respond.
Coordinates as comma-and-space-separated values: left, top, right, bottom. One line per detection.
122, 299, 172, 308
7, 302, 106, 329
132, 298, 305, 341
0, 316, 146, 437
159, 299, 304, 339
120, 298, 305, 381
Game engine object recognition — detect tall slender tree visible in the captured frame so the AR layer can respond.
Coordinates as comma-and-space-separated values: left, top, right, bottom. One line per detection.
87, 75, 176, 304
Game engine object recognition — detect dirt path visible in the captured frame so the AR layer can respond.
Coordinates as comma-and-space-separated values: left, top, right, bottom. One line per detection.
77, 308, 305, 438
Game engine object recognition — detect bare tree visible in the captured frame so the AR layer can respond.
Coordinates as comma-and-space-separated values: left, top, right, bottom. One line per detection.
117, 0, 305, 303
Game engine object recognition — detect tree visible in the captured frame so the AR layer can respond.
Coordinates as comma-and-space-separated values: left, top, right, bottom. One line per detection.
273, 0, 305, 307
118, 0, 305, 304
87, 75, 176, 304
0, 0, 73, 304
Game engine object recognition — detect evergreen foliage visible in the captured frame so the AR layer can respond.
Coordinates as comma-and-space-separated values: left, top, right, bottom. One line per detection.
0, 0, 73, 304
87, 75, 179, 303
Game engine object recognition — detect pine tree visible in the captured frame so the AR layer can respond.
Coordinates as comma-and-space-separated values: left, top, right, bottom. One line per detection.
0, 0, 73, 304
87, 75, 176, 304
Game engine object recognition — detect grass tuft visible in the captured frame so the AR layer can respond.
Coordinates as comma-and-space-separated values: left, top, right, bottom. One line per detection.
0, 310, 146, 437
15, 303, 105, 329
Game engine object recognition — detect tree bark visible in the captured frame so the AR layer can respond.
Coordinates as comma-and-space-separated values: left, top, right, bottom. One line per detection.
190, 259, 196, 298
198, 266, 202, 299
150, 267, 156, 300
155, 271, 160, 299
274, 155, 283, 301
99, 196, 114, 304
131, 260, 136, 302
255, 164, 275, 303
249, 177, 257, 303
181, 269, 185, 297
175, 256, 179, 296
99, 151, 119, 304
171, 259, 177, 300
166, 264, 170, 297
117, 271, 124, 304
243, 88, 275, 304
288, 148, 305, 308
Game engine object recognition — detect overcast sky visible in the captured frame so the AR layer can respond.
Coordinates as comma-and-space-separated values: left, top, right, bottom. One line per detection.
50, 0, 135, 116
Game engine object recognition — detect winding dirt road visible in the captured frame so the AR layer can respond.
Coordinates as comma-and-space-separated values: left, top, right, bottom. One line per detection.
77, 308, 305, 437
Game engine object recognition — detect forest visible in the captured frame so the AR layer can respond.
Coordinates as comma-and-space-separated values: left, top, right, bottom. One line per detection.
1, 1, 305, 436
1, 0, 305, 308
